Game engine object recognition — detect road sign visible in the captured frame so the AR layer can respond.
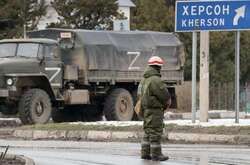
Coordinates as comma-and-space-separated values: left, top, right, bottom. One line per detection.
175, 0, 250, 32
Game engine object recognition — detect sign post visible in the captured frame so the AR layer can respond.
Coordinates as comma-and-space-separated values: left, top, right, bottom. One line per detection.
192, 32, 197, 123
175, 0, 250, 124
235, 31, 240, 124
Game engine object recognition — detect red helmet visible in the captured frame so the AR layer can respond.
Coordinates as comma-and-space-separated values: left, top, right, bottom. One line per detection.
148, 56, 164, 66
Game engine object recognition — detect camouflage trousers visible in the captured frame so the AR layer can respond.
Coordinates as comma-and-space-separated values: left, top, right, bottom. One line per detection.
141, 108, 164, 156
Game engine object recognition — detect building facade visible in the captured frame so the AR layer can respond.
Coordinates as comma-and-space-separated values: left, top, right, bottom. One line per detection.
38, 0, 135, 30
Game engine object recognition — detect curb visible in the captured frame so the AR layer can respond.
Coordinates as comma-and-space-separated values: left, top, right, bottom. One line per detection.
0, 129, 14, 138
13, 130, 140, 142
11, 129, 250, 144
4, 154, 35, 165
0, 119, 21, 128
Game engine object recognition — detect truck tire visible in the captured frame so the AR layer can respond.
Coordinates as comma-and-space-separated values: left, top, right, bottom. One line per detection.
18, 89, 52, 124
104, 88, 134, 121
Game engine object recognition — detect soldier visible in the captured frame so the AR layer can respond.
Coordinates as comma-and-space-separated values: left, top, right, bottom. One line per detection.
138, 56, 171, 161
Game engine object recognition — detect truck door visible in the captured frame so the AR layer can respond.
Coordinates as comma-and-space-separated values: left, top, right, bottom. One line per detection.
42, 44, 63, 88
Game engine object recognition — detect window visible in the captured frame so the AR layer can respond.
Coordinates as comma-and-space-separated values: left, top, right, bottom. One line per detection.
17, 43, 39, 58
44, 45, 58, 58
0, 43, 17, 57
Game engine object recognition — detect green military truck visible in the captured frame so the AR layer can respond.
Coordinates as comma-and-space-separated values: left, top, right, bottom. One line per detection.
0, 29, 185, 124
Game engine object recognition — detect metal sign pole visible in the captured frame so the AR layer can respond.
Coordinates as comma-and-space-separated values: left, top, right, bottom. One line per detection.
235, 31, 240, 124
192, 32, 197, 123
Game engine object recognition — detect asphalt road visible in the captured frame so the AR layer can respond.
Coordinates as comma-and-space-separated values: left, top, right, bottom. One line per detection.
0, 140, 250, 165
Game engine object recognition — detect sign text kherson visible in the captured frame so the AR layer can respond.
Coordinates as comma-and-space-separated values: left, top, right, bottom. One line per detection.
181, 4, 230, 27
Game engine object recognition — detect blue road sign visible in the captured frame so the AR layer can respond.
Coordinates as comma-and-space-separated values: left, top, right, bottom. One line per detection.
175, 0, 250, 32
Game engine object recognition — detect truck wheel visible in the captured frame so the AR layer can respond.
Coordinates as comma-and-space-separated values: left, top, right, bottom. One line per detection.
104, 88, 134, 121
18, 89, 52, 124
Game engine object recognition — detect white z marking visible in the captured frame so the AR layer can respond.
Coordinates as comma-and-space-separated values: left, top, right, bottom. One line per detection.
127, 52, 141, 70
45, 67, 61, 87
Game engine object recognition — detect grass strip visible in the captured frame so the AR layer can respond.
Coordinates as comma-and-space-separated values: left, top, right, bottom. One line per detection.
16, 123, 250, 135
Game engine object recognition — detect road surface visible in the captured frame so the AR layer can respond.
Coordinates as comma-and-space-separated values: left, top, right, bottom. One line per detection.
0, 140, 250, 165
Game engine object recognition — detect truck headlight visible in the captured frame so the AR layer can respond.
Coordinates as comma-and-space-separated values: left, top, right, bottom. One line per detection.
6, 78, 14, 86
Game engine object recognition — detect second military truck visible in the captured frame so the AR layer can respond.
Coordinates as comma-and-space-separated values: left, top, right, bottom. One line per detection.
0, 29, 185, 124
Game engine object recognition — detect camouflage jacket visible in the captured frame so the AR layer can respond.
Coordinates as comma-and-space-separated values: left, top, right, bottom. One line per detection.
138, 66, 171, 110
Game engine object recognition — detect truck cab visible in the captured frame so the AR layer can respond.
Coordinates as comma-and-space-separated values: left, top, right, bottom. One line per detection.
0, 39, 63, 124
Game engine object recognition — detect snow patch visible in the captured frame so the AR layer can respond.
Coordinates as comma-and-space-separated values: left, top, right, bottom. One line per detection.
69, 119, 250, 127
165, 119, 250, 127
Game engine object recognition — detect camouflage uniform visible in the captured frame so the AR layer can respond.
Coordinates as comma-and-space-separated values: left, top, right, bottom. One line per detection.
138, 65, 170, 160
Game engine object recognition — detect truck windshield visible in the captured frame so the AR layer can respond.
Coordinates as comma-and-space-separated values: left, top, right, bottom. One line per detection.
17, 43, 39, 58
0, 43, 17, 57
0, 43, 39, 58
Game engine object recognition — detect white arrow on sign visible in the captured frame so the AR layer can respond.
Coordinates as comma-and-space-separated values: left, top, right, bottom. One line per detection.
233, 5, 246, 26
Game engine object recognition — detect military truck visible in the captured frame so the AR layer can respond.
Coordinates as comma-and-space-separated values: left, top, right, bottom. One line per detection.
0, 29, 185, 124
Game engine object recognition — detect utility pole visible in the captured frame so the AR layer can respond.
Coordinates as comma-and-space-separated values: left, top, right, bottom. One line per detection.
199, 32, 209, 122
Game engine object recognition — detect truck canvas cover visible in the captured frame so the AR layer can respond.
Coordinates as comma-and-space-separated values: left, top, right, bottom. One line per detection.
28, 29, 184, 83
28, 29, 185, 84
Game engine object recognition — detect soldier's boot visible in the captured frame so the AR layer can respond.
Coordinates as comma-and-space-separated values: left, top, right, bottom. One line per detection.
141, 143, 151, 160
151, 143, 169, 161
